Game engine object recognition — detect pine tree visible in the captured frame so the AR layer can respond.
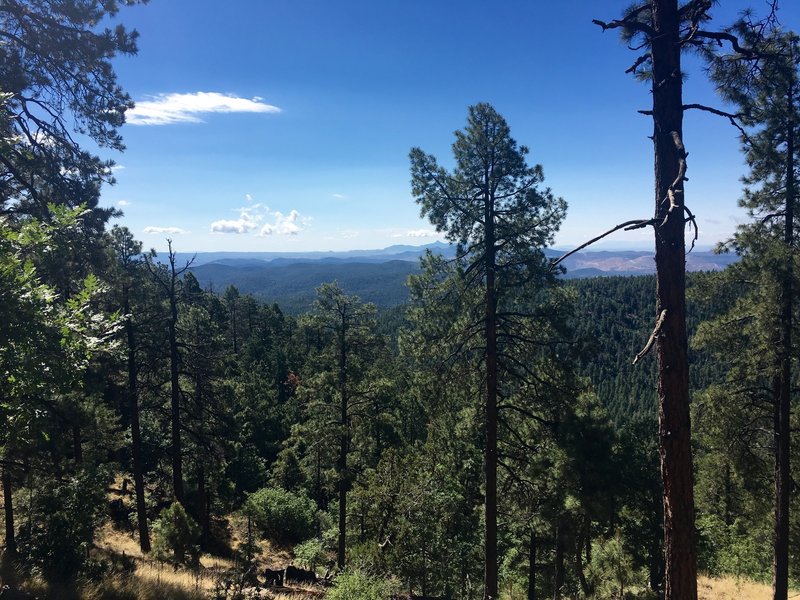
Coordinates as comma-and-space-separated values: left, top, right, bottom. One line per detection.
699, 27, 799, 600
299, 282, 384, 570
592, 4, 769, 596
409, 103, 566, 599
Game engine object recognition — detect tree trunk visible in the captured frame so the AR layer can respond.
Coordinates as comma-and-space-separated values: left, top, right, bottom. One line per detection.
527, 530, 537, 600
773, 81, 794, 600
484, 183, 498, 600
2, 465, 16, 558
576, 518, 591, 596
168, 260, 184, 505
125, 289, 151, 552
553, 519, 564, 600
197, 464, 209, 550
651, 1, 697, 598
337, 321, 348, 570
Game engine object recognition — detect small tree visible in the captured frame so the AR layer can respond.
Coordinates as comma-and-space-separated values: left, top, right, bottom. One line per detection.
152, 502, 201, 567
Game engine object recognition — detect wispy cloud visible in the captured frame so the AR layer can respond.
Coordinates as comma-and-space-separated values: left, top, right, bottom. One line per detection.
144, 226, 188, 235
332, 193, 347, 199
260, 210, 308, 236
116, 200, 131, 207
393, 229, 438, 238
211, 204, 264, 234
127, 92, 281, 126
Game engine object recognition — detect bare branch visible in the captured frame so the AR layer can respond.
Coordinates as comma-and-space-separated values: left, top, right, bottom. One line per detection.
691, 30, 755, 56
633, 309, 668, 365
593, 4, 655, 38
549, 219, 655, 271
626, 53, 651, 75
683, 103, 752, 144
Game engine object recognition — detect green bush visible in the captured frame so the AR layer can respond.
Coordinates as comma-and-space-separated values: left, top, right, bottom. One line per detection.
587, 532, 639, 599
152, 502, 201, 566
328, 569, 395, 600
245, 486, 317, 545
697, 513, 772, 581
294, 538, 327, 572
16, 468, 108, 582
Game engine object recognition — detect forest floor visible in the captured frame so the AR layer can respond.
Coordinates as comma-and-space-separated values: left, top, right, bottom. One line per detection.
697, 575, 796, 600
1, 481, 795, 599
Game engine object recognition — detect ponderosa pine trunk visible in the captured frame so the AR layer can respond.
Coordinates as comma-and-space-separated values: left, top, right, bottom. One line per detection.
527, 530, 537, 600
773, 80, 794, 600
125, 288, 151, 552
2, 464, 15, 558
651, 1, 698, 598
337, 322, 348, 571
168, 249, 184, 505
484, 182, 499, 600
553, 519, 564, 600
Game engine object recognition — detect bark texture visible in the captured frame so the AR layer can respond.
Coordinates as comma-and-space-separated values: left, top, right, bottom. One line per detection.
484, 186, 498, 600
651, 1, 697, 598
125, 288, 151, 552
773, 80, 794, 600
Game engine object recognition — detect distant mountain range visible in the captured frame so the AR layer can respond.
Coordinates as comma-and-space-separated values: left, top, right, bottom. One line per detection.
174, 242, 738, 312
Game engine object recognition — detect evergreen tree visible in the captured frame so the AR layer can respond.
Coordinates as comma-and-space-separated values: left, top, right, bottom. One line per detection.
299, 282, 385, 570
697, 27, 799, 599
0, 0, 141, 218
592, 3, 767, 596
409, 103, 566, 599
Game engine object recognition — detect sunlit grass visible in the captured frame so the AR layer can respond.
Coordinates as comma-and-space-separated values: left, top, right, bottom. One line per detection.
698, 574, 799, 600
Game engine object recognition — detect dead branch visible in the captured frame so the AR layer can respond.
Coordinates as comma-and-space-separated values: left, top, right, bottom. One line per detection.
690, 30, 755, 56
659, 131, 688, 226
549, 218, 655, 271
593, 4, 655, 38
683, 103, 752, 144
683, 205, 699, 253
633, 309, 668, 365
627, 53, 651, 74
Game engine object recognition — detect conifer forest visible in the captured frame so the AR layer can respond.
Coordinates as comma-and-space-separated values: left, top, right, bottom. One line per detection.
1, 1, 799, 599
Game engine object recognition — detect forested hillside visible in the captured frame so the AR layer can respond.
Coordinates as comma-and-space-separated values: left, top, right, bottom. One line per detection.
569, 274, 729, 424
1, 2, 798, 600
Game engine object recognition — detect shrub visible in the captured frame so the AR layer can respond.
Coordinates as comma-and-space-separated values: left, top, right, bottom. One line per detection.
294, 538, 327, 572
327, 569, 395, 600
16, 468, 108, 582
245, 486, 317, 545
152, 502, 201, 567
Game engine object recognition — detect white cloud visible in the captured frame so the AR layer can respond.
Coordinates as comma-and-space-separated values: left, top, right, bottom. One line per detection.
127, 92, 281, 126
260, 210, 308, 236
143, 226, 188, 235
339, 230, 359, 239
332, 193, 347, 199
116, 200, 131, 207
210, 204, 264, 234
393, 229, 438, 238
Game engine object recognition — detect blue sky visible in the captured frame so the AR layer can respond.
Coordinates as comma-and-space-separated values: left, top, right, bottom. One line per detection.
100, 1, 800, 253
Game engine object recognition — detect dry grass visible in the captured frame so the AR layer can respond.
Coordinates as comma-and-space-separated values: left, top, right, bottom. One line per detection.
132, 560, 219, 594
95, 523, 145, 560
698, 574, 799, 600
